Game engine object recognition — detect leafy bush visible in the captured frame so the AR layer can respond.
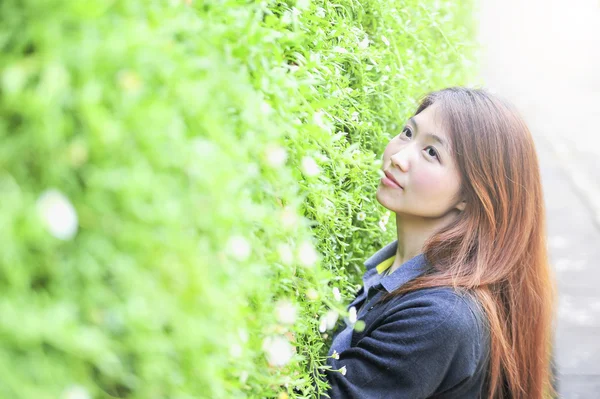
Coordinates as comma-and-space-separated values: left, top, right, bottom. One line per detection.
0, 0, 477, 397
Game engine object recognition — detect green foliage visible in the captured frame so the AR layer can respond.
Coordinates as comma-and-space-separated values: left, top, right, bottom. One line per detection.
0, 0, 478, 397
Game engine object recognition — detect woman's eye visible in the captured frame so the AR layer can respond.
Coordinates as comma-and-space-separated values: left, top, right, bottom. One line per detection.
425, 146, 439, 159
400, 127, 412, 139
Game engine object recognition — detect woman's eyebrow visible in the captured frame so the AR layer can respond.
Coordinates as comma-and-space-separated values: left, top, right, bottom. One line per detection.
408, 117, 450, 152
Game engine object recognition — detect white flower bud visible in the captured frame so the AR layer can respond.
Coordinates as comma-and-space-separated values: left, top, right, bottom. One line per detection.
358, 37, 369, 49
225, 235, 252, 261
332, 287, 341, 302
262, 335, 294, 367
264, 144, 288, 168
61, 385, 91, 399
275, 300, 298, 325
348, 306, 357, 324
277, 243, 294, 265
301, 156, 320, 177
36, 189, 78, 240
297, 240, 319, 267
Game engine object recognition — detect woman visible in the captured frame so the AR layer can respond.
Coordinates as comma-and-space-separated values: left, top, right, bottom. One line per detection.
319, 87, 557, 398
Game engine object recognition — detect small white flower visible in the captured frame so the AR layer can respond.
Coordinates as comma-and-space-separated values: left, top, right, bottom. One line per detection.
312, 111, 323, 125
319, 309, 339, 332
61, 385, 91, 399
280, 207, 299, 229
378, 211, 390, 231
325, 310, 339, 330
238, 328, 249, 343
358, 37, 369, 49
306, 288, 319, 300
333, 46, 348, 54
225, 235, 252, 261
365, 64, 374, 71
190, 137, 218, 158
382, 211, 390, 223
262, 335, 295, 367
297, 240, 319, 267
348, 306, 357, 324
239, 370, 249, 384
350, 111, 359, 122
313, 110, 331, 132
332, 350, 340, 359
356, 211, 366, 221
301, 156, 320, 177
296, 0, 310, 10
315, 7, 325, 18
381, 35, 390, 46
36, 189, 78, 240
384, 65, 391, 72
339, 365, 347, 375
277, 243, 294, 265
275, 299, 298, 325
261, 101, 273, 115
281, 10, 293, 24
332, 287, 341, 302
229, 342, 243, 358
319, 316, 327, 333
264, 144, 288, 168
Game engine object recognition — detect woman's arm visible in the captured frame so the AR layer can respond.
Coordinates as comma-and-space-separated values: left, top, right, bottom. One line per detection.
317, 290, 486, 398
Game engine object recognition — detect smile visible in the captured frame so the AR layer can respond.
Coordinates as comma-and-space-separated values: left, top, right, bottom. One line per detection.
381, 176, 403, 189
382, 171, 403, 189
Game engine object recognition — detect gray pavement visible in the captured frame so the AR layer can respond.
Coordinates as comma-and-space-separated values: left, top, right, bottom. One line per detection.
538, 135, 600, 398
478, 0, 600, 397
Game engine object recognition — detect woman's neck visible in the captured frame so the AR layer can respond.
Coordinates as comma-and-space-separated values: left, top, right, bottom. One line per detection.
389, 211, 459, 274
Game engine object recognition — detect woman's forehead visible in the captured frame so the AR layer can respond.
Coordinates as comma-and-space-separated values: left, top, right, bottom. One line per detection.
409, 105, 452, 153
412, 103, 451, 142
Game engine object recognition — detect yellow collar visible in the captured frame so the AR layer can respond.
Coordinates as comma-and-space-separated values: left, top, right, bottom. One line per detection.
376, 255, 396, 275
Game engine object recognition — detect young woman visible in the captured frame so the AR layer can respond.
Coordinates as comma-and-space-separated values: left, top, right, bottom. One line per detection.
320, 87, 557, 398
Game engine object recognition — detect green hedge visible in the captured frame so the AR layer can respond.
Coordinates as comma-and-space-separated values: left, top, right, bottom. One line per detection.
0, 0, 478, 397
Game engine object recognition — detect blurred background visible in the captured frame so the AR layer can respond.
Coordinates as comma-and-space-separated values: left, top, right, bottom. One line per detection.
2, 0, 599, 397
478, 0, 600, 397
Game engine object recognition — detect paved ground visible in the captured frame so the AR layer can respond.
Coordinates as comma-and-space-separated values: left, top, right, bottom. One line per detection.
477, 0, 600, 397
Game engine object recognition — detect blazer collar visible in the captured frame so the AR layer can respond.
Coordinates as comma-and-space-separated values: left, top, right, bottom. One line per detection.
364, 240, 429, 293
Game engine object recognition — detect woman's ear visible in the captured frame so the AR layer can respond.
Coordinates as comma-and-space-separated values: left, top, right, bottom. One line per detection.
456, 200, 467, 212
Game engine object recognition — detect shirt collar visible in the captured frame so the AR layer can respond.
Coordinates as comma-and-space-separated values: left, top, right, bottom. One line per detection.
363, 239, 429, 293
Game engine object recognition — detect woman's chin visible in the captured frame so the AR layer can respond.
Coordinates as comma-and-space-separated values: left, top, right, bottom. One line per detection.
375, 189, 399, 212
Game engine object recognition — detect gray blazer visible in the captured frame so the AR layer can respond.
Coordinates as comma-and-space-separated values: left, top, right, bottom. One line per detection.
318, 240, 490, 398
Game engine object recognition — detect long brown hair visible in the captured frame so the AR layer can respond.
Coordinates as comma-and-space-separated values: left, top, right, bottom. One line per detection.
379, 87, 557, 398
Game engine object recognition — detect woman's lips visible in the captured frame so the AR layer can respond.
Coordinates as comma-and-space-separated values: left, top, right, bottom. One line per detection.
381, 176, 402, 188
382, 171, 403, 189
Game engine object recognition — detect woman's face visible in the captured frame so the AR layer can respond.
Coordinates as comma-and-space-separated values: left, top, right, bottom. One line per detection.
376, 102, 465, 218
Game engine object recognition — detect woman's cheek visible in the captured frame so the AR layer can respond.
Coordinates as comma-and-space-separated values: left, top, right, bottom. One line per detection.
412, 168, 439, 194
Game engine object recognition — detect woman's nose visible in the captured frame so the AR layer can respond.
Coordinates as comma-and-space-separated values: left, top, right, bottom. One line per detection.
390, 146, 412, 172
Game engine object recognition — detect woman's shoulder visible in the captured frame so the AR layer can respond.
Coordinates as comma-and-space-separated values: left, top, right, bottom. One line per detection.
382, 286, 488, 343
